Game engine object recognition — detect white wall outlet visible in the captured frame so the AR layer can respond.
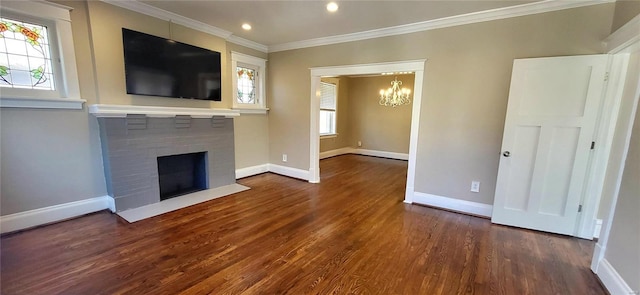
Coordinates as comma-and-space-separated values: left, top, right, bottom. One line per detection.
471, 181, 480, 193
282, 154, 287, 162
357, 141, 362, 147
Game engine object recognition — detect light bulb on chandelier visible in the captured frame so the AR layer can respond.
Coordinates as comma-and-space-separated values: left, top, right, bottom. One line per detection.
379, 77, 411, 107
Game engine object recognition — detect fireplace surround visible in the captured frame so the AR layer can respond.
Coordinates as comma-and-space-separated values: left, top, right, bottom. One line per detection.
91, 105, 240, 212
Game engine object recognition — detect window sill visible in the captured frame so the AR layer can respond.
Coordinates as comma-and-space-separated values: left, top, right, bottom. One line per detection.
232, 107, 269, 114
0, 97, 86, 110
320, 133, 338, 139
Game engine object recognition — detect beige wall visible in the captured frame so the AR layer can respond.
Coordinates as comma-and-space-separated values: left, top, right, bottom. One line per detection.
83, 1, 269, 170
1, 1, 271, 215
611, 0, 640, 33
1, 1, 107, 215
348, 74, 413, 154
319, 77, 351, 152
268, 4, 614, 204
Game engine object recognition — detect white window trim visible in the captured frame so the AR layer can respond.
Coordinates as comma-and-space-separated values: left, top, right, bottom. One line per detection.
0, 1, 84, 110
231, 51, 267, 113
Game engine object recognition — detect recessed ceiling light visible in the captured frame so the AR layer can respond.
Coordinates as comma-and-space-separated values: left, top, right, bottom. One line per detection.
242, 23, 252, 30
327, 2, 338, 12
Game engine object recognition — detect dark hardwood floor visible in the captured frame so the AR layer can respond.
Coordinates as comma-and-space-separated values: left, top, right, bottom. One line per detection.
1, 155, 605, 294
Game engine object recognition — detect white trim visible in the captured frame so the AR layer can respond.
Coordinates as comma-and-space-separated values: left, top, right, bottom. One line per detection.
0, 1, 82, 104
577, 54, 630, 240
0, 196, 113, 234
319, 147, 409, 160
593, 219, 603, 239
101, 0, 232, 39
233, 108, 269, 114
268, 0, 613, 52
267, 164, 310, 181
412, 192, 493, 218
355, 149, 408, 160
596, 259, 635, 295
231, 52, 268, 110
592, 35, 640, 275
88, 104, 240, 118
0, 97, 86, 109
227, 35, 269, 53
319, 147, 354, 159
99, 0, 611, 54
310, 60, 425, 195
604, 14, 640, 54
101, 0, 269, 53
235, 164, 269, 179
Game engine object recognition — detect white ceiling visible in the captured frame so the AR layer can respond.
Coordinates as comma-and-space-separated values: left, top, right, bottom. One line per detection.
140, 0, 540, 47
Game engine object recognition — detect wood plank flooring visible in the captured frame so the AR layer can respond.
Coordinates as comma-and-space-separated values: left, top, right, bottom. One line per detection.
1, 155, 605, 294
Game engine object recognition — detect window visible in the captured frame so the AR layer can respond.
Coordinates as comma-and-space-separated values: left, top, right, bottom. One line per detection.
319, 82, 337, 136
231, 52, 267, 113
0, 17, 56, 91
0, 1, 82, 109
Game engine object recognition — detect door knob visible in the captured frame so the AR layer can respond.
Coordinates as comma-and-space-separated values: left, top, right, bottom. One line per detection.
503, 151, 511, 157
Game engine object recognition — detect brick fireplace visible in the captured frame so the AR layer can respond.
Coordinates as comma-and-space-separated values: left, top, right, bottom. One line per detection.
91, 105, 240, 212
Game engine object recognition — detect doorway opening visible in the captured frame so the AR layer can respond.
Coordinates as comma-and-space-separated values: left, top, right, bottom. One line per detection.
309, 60, 426, 202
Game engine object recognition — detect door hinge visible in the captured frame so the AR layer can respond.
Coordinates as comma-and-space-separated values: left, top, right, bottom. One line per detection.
578, 205, 583, 213
604, 72, 609, 82
591, 141, 595, 150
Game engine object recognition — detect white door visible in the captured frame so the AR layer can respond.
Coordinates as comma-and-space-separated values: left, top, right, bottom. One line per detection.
492, 55, 608, 236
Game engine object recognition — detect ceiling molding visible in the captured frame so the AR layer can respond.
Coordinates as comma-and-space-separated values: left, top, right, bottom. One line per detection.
101, 0, 233, 39
603, 13, 640, 54
227, 35, 269, 53
100, 0, 613, 54
268, 0, 615, 52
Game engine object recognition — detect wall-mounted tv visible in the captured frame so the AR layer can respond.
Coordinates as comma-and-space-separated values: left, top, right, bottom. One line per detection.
122, 28, 221, 101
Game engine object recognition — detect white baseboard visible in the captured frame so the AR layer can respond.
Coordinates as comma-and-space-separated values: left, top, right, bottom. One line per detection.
597, 258, 635, 295
412, 192, 493, 217
319, 147, 409, 161
0, 196, 113, 234
268, 163, 310, 181
355, 148, 409, 160
320, 147, 355, 159
594, 219, 603, 239
236, 164, 269, 179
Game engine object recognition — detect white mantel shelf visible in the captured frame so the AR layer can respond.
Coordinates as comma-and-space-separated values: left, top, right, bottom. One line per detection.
89, 104, 240, 118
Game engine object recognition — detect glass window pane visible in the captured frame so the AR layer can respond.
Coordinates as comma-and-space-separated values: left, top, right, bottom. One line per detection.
320, 110, 336, 135
0, 17, 55, 91
237, 66, 256, 104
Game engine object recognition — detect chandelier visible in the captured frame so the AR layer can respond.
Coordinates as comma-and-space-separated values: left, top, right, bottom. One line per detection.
379, 77, 411, 107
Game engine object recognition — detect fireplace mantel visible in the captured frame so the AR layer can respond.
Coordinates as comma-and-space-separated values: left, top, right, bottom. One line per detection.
89, 104, 240, 118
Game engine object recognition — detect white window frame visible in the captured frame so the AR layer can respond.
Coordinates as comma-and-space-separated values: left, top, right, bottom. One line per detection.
0, 1, 83, 109
319, 82, 337, 137
231, 51, 267, 113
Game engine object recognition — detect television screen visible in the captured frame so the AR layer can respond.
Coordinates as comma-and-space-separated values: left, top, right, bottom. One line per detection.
122, 28, 221, 101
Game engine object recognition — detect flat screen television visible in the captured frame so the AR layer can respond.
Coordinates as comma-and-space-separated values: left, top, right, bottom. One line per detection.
122, 28, 222, 101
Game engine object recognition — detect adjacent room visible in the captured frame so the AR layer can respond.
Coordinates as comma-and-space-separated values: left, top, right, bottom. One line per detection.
1, 0, 639, 294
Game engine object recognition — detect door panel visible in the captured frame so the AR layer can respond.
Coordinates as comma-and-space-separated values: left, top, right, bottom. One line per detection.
492, 55, 608, 236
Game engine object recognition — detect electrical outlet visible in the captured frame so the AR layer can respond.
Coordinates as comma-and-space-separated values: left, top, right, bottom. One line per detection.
282, 154, 287, 162
357, 141, 362, 147
471, 181, 480, 193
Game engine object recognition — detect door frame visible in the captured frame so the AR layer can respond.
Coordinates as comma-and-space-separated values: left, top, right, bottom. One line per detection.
590, 16, 640, 272
309, 60, 426, 203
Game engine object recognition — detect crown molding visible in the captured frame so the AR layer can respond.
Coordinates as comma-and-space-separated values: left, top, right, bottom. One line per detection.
603, 13, 640, 54
227, 35, 269, 53
102, 0, 269, 52
101, 1, 233, 40
99, 0, 612, 54
268, 0, 614, 52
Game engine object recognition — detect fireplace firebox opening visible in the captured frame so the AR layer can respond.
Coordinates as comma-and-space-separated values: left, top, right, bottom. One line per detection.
157, 152, 208, 201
